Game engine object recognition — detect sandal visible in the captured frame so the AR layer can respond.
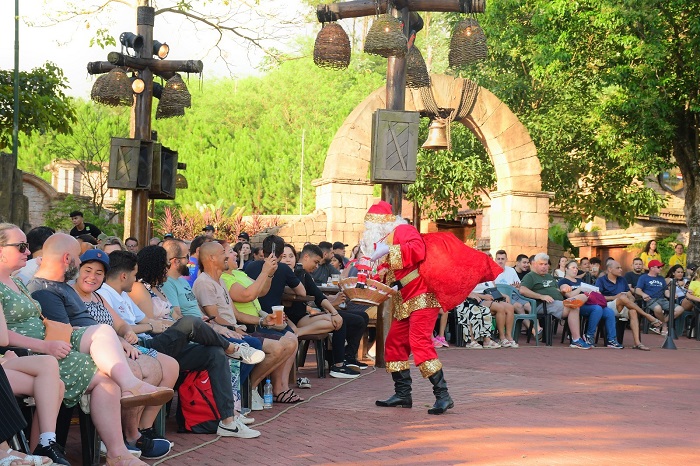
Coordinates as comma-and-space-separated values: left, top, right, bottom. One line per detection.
500, 339, 513, 348
0, 451, 45, 466
649, 326, 662, 335
120, 381, 174, 409
651, 318, 662, 328
274, 388, 304, 403
106, 455, 148, 466
5, 450, 51, 466
464, 341, 483, 349
482, 340, 501, 349
632, 344, 651, 351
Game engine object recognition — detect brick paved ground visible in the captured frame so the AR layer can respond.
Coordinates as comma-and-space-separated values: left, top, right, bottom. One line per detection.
65, 330, 700, 465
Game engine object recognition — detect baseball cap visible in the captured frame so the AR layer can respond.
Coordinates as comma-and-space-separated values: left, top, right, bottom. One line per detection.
332, 241, 348, 249
80, 249, 110, 271
688, 262, 698, 271
163, 232, 174, 239
238, 232, 250, 241
202, 225, 215, 232
648, 260, 664, 268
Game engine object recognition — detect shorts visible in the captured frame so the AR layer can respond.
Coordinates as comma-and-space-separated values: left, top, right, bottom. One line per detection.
648, 297, 670, 314
606, 299, 630, 319
537, 300, 564, 319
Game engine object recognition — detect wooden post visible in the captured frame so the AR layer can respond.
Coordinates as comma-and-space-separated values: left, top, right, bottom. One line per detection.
375, 4, 410, 369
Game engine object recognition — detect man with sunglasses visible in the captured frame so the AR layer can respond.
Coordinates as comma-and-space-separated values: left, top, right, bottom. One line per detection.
161, 238, 202, 320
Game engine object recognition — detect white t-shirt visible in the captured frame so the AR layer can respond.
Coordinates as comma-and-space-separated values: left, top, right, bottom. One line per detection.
96, 283, 146, 325
495, 266, 521, 286
14, 258, 40, 285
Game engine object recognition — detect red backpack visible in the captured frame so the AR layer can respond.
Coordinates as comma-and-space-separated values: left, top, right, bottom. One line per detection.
176, 370, 220, 434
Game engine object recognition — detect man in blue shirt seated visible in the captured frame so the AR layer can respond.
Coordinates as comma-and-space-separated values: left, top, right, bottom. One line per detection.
635, 260, 684, 336
595, 260, 660, 351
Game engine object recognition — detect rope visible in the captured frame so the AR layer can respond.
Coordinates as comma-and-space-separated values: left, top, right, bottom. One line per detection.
418, 78, 479, 151
153, 367, 377, 465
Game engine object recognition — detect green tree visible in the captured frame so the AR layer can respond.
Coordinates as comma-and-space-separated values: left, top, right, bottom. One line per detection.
0, 62, 75, 150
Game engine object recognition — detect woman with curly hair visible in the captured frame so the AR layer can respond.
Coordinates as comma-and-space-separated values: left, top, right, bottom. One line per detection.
128, 246, 172, 320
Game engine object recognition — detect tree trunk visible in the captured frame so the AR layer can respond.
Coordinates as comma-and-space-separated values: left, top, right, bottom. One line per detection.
676, 111, 700, 264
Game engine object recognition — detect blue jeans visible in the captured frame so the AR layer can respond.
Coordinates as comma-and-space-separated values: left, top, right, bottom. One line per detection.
579, 304, 617, 341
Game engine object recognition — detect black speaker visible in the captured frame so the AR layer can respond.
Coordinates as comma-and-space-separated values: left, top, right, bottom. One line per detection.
149, 143, 178, 199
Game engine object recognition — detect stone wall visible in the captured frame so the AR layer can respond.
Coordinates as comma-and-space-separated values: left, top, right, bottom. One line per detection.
0, 152, 29, 229
22, 173, 58, 229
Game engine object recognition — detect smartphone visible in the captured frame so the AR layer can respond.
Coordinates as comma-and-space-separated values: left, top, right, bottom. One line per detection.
203, 315, 216, 323
271, 242, 276, 256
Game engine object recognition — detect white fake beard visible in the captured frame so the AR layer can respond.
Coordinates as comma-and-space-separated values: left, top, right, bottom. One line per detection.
360, 216, 407, 257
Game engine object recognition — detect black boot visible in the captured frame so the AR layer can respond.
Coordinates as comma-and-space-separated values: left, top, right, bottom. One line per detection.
376, 369, 412, 408
427, 369, 454, 415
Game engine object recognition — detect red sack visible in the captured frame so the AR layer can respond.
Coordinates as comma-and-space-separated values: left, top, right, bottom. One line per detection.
176, 370, 220, 434
585, 291, 608, 307
419, 232, 503, 311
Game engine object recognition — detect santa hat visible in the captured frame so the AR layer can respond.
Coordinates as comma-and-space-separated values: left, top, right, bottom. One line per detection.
365, 201, 396, 224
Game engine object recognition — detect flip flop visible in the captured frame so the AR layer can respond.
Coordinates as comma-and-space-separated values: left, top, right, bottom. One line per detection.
121, 381, 174, 409
274, 388, 304, 403
632, 344, 651, 351
5, 450, 52, 466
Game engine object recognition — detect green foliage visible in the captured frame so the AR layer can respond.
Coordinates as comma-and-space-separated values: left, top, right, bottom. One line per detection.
0, 63, 75, 150
628, 235, 680, 266
548, 224, 577, 255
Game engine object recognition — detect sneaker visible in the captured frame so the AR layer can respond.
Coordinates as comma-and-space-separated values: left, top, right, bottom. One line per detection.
217, 418, 261, 438
584, 334, 596, 347
570, 338, 592, 349
329, 363, 360, 379
606, 339, 624, 349
133, 434, 171, 460
139, 427, 174, 447
241, 407, 252, 416
251, 389, 264, 411
238, 413, 255, 425
229, 343, 266, 364
345, 358, 369, 370
297, 377, 312, 389
437, 336, 450, 348
432, 337, 442, 348
100, 441, 141, 458
33, 441, 71, 465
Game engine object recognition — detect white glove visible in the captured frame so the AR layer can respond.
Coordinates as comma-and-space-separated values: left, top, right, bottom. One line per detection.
371, 242, 390, 261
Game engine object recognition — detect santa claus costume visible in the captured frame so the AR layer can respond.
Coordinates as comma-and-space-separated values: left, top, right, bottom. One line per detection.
361, 201, 501, 415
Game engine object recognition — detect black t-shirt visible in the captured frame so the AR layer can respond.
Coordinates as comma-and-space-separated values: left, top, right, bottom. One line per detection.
624, 271, 643, 289
246, 260, 301, 313
516, 268, 529, 281
27, 278, 99, 327
69, 223, 102, 239
285, 265, 327, 324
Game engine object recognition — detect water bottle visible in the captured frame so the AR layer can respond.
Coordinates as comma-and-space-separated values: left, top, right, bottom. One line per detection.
263, 378, 273, 409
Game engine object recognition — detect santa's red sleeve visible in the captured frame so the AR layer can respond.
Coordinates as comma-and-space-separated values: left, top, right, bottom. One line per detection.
388, 224, 426, 271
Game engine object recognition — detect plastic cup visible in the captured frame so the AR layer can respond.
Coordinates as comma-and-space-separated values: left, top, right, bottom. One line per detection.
331, 274, 340, 286
271, 306, 284, 326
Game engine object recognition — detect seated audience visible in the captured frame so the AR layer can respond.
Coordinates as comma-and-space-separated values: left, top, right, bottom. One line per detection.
311, 241, 339, 285
233, 241, 253, 270
624, 257, 645, 291
470, 281, 519, 348
493, 250, 535, 337
668, 243, 687, 268
13, 226, 54, 286
558, 260, 622, 348
124, 237, 139, 254
635, 260, 684, 335
514, 254, 530, 281
185, 235, 209, 287
519, 253, 590, 349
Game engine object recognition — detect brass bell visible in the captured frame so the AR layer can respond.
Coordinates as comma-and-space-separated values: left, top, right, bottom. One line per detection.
422, 120, 448, 150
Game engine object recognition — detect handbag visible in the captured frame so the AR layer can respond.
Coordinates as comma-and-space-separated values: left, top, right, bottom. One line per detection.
584, 291, 608, 307
41, 314, 73, 344
482, 287, 505, 302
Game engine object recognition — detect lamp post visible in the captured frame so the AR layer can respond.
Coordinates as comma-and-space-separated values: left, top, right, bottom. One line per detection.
12, 0, 19, 158
87, 6, 202, 244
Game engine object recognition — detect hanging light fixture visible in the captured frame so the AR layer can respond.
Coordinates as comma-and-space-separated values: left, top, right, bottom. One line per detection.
405, 46, 430, 89
313, 22, 351, 70
152, 40, 169, 59
119, 32, 144, 55
364, 13, 407, 58
448, 17, 488, 68
90, 67, 133, 106
155, 74, 191, 119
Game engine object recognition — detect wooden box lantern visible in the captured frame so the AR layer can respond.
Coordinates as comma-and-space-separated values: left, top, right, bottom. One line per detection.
370, 110, 420, 183
108, 138, 153, 190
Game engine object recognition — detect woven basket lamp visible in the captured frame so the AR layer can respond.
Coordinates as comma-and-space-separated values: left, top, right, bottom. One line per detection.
314, 22, 351, 70
448, 17, 488, 68
156, 74, 191, 120
364, 14, 407, 58
405, 46, 430, 89
90, 68, 133, 106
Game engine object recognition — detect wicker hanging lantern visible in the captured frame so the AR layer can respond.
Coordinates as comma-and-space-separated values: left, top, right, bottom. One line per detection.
156, 74, 191, 120
364, 14, 407, 58
90, 68, 133, 107
448, 17, 488, 68
314, 22, 351, 70
405, 46, 430, 89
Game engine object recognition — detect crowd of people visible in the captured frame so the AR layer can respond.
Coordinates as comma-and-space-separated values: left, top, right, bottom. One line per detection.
1, 212, 696, 464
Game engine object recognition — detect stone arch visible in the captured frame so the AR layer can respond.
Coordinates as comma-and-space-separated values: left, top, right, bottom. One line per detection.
22, 172, 58, 228
314, 74, 550, 256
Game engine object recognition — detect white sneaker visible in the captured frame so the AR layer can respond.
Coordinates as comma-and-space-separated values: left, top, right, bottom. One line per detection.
251, 390, 264, 411
217, 419, 261, 438
238, 413, 255, 425
229, 344, 266, 364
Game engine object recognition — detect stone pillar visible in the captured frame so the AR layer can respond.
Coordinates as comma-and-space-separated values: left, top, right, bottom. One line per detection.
490, 190, 552, 258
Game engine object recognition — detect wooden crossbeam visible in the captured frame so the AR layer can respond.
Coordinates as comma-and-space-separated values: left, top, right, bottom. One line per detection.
102, 52, 203, 74
316, 0, 484, 22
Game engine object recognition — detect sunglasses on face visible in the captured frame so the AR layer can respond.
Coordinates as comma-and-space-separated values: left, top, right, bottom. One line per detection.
4, 242, 29, 253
